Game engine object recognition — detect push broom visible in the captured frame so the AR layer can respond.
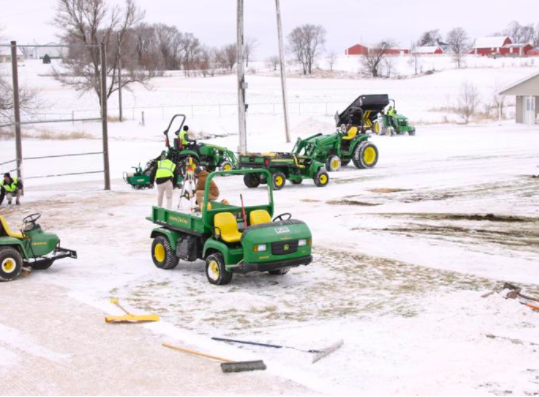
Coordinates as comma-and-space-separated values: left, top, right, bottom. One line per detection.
105, 299, 160, 323
212, 337, 344, 363
163, 342, 266, 373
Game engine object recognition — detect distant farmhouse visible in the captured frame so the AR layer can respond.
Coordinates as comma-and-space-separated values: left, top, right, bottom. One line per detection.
32, 42, 66, 60
345, 44, 409, 56
471, 36, 534, 57
0, 46, 25, 63
412, 46, 444, 55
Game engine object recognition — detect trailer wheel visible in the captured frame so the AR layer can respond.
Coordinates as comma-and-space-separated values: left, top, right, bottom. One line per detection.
272, 172, 286, 190
268, 267, 290, 275
314, 170, 329, 187
353, 142, 379, 169
0, 248, 23, 282
326, 155, 341, 172
243, 173, 260, 188
291, 179, 303, 185
373, 121, 382, 135
151, 236, 179, 270
205, 253, 233, 285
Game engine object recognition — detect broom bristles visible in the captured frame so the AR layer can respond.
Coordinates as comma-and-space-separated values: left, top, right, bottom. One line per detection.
220, 360, 267, 373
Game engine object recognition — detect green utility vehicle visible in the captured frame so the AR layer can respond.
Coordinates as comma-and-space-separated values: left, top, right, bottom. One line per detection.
371, 98, 416, 136
124, 160, 183, 190
148, 169, 313, 285
0, 214, 77, 281
238, 152, 329, 190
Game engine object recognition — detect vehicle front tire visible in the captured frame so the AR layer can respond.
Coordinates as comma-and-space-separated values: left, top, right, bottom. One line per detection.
151, 236, 179, 270
314, 170, 329, 187
0, 248, 23, 282
243, 173, 260, 188
326, 155, 341, 172
205, 253, 233, 285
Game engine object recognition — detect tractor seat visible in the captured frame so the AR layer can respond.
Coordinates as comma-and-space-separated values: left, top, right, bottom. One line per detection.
0, 217, 24, 239
214, 212, 242, 243
342, 126, 358, 141
249, 210, 271, 226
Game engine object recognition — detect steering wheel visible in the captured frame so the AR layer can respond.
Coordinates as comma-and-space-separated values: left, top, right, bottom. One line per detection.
23, 213, 41, 225
273, 213, 292, 222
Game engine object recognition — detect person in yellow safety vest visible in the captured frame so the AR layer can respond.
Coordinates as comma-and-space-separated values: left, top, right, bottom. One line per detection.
178, 125, 194, 149
150, 151, 180, 209
0, 173, 23, 206
387, 106, 397, 131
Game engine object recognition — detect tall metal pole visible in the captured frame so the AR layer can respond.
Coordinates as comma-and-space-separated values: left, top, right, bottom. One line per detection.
237, 0, 247, 153
10, 41, 23, 188
118, 36, 123, 122
275, 0, 291, 143
100, 43, 111, 190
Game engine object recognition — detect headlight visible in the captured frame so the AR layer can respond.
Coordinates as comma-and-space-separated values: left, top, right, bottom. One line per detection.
254, 244, 267, 252
298, 239, 307, 246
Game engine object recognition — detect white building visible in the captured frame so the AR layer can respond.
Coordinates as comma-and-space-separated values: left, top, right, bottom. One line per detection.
500, 71, 539, 125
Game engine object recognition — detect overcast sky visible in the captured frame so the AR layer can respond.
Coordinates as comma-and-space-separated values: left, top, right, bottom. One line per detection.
1, 0, 538, 57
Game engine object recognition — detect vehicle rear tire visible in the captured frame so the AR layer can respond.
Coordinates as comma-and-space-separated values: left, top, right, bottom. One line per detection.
373, 120, 382, 135
314, 170, 329, 187
151, 236, 179, 270
205, 253, 233, 285
272, 172, 286, 190
353, 142, 379, 169
386, 126, 395, 136
243, 173, 260, 188
325, 155, 341, 172
268, 267, 290, 275
0, 248, 23, 282
408, 128, 416, 136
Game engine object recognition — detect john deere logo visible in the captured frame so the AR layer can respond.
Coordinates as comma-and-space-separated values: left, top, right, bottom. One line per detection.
170, 216, 188, 225
283, 244, 290, 251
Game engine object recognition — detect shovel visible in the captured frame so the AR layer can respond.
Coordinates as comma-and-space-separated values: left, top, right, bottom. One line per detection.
105, 299, 160, 323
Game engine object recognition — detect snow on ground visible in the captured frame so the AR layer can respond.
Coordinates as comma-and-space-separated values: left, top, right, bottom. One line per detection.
1, 61, 539, 395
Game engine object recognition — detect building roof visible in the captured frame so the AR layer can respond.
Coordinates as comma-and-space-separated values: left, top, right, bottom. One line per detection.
413, 46, 442, 54
504, 43, 532, 48
499, 70, 539, 96
473, 36, 510, 49
0, 45, 24, 57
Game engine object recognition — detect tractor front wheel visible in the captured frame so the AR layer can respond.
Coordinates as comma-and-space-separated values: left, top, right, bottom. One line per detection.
205, 253, 233, 285
151, 236, 179, 270
314, 170, 330, 187
353, 142, 379, 169
0, 248, 23, 282
243, 173, 260, 188
408, 128, 416, 136
326, 155, 341, 172
272, 172, 286, 190
220, 161, 234, 171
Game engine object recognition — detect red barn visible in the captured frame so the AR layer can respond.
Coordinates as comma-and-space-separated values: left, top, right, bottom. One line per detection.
412, 46, 444, 55
471, 36, 512, 56
345, 44, 369, 56
528, 48, 539, 57
504, 43, 534, 56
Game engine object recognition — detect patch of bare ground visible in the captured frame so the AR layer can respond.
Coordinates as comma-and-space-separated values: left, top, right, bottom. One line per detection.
327, 199, 380, 206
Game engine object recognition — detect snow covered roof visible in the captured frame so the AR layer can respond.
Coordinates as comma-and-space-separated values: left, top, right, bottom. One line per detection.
473, 37, 510, 49
499, 70, 539, 96
413, 46, 442, 54
0, 46, 24, 57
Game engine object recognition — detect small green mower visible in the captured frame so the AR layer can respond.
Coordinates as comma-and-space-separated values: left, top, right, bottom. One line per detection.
0, 214, 77, 281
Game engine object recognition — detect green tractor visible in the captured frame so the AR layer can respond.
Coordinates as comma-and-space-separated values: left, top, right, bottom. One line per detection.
0, 214, 77, 281
124, 114, 237, 189
148, 169, 313, 285
239, 152, 329, 190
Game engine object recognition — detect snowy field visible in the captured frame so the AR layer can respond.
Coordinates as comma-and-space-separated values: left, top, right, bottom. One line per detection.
1, 60, 539, 395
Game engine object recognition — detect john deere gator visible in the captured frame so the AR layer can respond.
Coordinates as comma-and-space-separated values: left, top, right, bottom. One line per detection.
148, 169, 312, 285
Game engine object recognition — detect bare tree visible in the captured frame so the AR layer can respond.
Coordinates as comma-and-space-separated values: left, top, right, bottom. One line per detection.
456, 81, 480, 124
287, 24, 326, 75
383, 57, 395, 78
133, 23, 163, 71
53, 0, 152, 107
154, 23, 183, 70
215, 43, 236, 71
361, 40, 395, 77
491, 79, 507, 118
446, 27, 469, 69
408, 43, 421, 75
266, 55, 279, 71
534, 23, 539, 47
181, 33, 201, 76
244, 37, 258, 68
417, 29, 442, 46
327, 51, 338, 71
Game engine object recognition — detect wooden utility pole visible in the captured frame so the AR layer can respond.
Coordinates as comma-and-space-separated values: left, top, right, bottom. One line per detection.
275, 0, 291, 143
237, 0, 247, 153
100, 43, 111, 190
118, 36, 123, 122
10, 41, 23, 185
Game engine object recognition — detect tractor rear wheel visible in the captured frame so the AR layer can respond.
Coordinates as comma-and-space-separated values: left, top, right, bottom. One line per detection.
268, 267, 290, 275
272, 172, 286, 190
314, 170, 330, 187
151, 236, 179, 270
353, 142, 379, 169
326, 155, 341, 172
243, 173, 260, 188
0, 248, 23, 282
205, 253, 233, 285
